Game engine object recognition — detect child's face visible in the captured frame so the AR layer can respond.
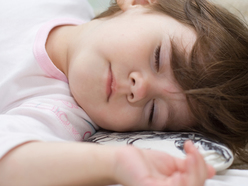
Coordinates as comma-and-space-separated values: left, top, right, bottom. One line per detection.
68, 7, 197, 132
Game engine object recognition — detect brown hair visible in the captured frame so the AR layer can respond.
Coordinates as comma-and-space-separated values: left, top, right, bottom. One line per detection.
95, 0, 248, 163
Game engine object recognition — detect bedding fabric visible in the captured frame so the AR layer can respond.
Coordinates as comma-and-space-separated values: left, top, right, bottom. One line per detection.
0, 0, 98, 159
87, 131, 248, 186
109, 170, 248, 186
205, 169, 248, 186
86, 131, 234, 172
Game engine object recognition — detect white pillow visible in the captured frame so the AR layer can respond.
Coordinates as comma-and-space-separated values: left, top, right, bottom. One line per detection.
86, 131, 234, 172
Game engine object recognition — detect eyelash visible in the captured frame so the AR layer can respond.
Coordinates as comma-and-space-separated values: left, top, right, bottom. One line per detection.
155, 46, 161, 71
149, 100, 155, 125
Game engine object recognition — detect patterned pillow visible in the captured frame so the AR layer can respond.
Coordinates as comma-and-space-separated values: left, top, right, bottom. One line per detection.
86, 130, 234, 172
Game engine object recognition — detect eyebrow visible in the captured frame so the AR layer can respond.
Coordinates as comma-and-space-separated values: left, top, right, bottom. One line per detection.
169, 37, 189, 71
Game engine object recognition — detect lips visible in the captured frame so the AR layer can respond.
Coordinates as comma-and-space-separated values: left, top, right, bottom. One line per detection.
106, 64, 114, 101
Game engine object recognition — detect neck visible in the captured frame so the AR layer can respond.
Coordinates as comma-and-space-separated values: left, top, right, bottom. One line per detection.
45, 19, 105, 78
46, 25, 78, 77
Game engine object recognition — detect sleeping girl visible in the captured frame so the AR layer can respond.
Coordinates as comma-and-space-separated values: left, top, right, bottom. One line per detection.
0, 0, 247, 185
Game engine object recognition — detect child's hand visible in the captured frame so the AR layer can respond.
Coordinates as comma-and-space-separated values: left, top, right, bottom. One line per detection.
113, 141, 215, 186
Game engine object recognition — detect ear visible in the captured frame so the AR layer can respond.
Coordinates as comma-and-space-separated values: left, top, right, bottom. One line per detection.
117, 0, 155, 12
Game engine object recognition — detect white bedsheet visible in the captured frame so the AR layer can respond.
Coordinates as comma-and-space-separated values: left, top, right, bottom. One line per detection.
205, 169, 248, 186
109, 169, 248, 186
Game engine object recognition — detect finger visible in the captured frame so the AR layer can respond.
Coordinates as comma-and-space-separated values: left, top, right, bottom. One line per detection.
181, 154, 206, 186
184, 141, 208, 186
186, 154, 199, 186
184, 140, 196, 154
207, 164, 216, 179
192, 143, 208, 181
184, 141, 216, 179
164, 155, 188, 174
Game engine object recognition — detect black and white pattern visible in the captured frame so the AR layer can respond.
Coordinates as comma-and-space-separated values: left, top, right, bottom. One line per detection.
86, 131, 234, 171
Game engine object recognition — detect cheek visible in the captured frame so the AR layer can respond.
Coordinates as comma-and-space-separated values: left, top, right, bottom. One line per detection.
68, 69, 87, 101
68, 70, 99, 114
173, 101, 195, 129
92, 106, 142, 131
98, 29, 151, 64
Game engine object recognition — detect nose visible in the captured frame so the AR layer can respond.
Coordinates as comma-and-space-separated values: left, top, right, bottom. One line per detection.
128, 72, 149, 103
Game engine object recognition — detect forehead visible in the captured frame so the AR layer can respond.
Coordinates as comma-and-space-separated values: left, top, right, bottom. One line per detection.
118, 8, 197, 52
151, 13, 197, 55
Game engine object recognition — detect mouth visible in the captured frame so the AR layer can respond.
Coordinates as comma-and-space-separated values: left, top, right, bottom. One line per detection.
106, 64, 114, 101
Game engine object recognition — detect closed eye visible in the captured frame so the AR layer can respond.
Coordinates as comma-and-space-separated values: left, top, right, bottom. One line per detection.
154, 46, 161, 71
149, 99, 155, 126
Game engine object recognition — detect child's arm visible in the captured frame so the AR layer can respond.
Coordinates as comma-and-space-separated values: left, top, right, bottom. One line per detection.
0, 141, 215, 186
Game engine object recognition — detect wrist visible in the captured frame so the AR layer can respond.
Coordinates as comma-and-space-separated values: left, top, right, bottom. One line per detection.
112, 145, 140, 185
87, 144, 121, 185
